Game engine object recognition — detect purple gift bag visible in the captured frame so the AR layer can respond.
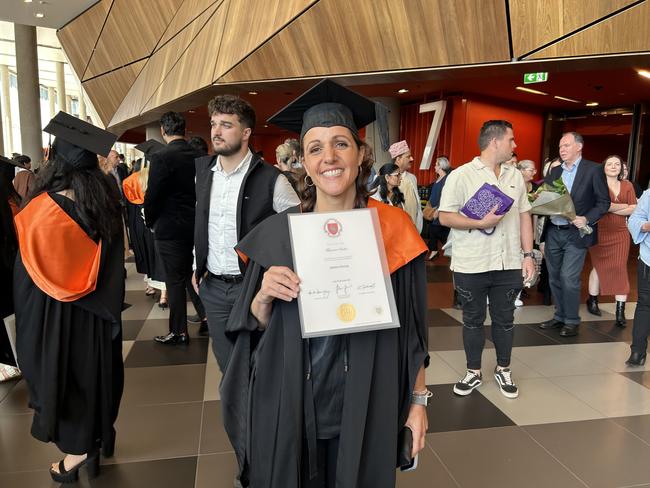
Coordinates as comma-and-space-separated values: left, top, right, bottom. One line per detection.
460, 183, 514, 235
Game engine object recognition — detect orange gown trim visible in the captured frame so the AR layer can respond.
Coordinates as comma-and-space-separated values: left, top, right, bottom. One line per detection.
14, 192, 102, 302
368, 198, 428, 274
122, 172, 144, 204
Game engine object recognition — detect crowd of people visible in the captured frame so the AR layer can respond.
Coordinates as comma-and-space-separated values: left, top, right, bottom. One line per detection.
0, 79, 649, 487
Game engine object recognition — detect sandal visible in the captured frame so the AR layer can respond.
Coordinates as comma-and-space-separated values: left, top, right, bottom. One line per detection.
158, 298, 168, 309
0, 364, 21, 383
145, 287, 156, 297
49, 451, 100, 483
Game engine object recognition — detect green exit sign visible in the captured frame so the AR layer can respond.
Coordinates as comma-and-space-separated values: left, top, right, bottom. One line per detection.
524, 72, 548, 84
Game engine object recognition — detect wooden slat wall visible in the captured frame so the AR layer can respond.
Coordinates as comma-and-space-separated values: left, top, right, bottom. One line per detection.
154, 0, 219, 51
211, 0, 317, 80
529, 1, 650, 59
109, 2, 221, 127
140, 1, 230, 113
82, 60, 147, 126
56, 0, 112, 80
509, 0, 637, 59
83, 0, 184, 80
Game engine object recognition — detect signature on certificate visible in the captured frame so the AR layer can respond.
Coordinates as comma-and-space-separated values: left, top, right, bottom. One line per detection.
307, 289, 330, 300
336, 283, 352, 298
357, 282, 376, 294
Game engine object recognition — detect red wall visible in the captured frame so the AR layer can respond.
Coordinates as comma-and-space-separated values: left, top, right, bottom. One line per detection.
400, 95, 545, 186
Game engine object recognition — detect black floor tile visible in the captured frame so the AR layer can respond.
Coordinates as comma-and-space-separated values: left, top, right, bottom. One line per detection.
587, 321, 632, 341
0, 379, 18, 404
122, 364, 206, 406
124, 338, 208, 368
122, 319, 146, 341
534, 322, 614, 344
200, 401, 234, 454
620, 371, 650, 389
485, 324, 558, 347
426, 265, 453, 283
427, 309, 462, 327
0, 379, 31, 415
426, 384, 515, 433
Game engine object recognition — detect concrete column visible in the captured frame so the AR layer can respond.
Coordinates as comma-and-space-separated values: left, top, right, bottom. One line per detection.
56, 61, 66, 112
14, 24, 43, 165
65, 94, 72, 114
145, 122, 164, 142
78, 84, 87, 121
366, 97, 401, 170
47, 86, 56, 118
0, 65, 13, 155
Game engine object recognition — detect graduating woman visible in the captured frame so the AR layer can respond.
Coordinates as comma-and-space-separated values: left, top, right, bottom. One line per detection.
370, 162, 406, 208
14, 112, 125, 483
221, 80, 430, 487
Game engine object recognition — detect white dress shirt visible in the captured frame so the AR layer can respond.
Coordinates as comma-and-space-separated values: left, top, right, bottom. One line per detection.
207, 150, 300, 275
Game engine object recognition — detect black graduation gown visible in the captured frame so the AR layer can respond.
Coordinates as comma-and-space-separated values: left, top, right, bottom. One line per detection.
221, 203, 429, 487
14, 193, 125, 455
126, 200, 165, 282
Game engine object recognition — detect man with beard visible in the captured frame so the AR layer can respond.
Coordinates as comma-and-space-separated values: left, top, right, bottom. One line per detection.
194, 95, 299, 371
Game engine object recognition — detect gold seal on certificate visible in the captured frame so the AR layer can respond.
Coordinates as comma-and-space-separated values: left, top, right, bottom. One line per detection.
288, 208, 400, 338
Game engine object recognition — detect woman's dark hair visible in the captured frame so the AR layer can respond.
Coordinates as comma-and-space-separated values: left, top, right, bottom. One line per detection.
377, 163, 405, 207
603, 154, 624, 181
299, 130, 374, 212
29, 156, 122, 242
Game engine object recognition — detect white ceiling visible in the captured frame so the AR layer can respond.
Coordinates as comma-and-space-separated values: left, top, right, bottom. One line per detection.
0, 0, 99, 30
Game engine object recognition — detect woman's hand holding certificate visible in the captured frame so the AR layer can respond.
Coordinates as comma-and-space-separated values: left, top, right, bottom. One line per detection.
252, 266, 300, 327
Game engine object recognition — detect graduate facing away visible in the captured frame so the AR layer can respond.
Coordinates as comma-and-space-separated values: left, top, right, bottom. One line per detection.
220, 79, 431, 487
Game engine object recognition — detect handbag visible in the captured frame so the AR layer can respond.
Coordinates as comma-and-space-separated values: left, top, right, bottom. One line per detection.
460, 183, 515, 235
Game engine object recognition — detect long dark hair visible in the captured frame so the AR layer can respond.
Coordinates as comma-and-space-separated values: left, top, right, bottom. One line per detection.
376, 163, 405, 207
300, 131, 374, 212
29, 156, 122, 241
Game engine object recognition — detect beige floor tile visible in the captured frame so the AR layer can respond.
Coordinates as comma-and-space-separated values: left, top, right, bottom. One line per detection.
199, 401, 233, 455
600, 301, 637, 317
512, 344, 613, 377
436, 349, 543, 379
550, 373, 650, 418
146, 304, 171, 320
204, 360, 222, 401
122, 340, 135, 360
397, 443, 459, 488
207, 339, 217, 364
195, 453, 238, 488
568, 342, 650, 372
480, 377, 603, 425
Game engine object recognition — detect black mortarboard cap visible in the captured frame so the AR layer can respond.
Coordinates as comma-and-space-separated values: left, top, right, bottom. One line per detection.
267, 79, 378, 141
43, 111, 118, 168
135, 139, 166, 155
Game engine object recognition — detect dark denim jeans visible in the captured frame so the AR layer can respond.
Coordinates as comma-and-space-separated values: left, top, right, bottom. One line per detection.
632, 259, 650, 354
544, 226, 588, 325
454, 269, 523, 370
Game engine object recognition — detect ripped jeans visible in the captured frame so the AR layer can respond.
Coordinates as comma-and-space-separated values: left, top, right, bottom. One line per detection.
453, 270, 523, 370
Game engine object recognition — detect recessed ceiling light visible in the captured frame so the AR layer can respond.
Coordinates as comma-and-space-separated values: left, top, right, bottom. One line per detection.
263, 124, 269, 128
585, 102, 599, 107
638, 70, 650, 79
397, 88, 409, 94
554, 95, 580, 103
621, 112, 634, 116
188, 109, 195, 114
24, 0, 33, 3
248, 91, 258, 95
34, 12, 45, 18
516, 86, 548, 95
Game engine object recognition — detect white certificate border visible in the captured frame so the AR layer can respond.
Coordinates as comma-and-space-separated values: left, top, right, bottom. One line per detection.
288, 207, 400, 339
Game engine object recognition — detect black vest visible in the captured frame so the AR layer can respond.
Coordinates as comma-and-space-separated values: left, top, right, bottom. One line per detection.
194, 153, 280, 277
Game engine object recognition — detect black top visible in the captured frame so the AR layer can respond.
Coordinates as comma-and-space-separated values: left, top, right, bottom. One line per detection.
144, 139, 202, 240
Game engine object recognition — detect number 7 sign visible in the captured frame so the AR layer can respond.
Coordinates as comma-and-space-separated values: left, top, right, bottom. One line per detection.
418, 100, 446, 170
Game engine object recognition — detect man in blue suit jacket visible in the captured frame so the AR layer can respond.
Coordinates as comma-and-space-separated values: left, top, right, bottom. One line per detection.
539, 132, 610, 337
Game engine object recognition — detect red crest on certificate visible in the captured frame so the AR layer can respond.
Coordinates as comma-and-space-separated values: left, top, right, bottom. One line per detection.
324, 218, 342, 238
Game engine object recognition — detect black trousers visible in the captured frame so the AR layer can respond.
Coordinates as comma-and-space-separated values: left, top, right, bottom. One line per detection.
301, 437, 339, 488
454, 270, 523, 370
155, 239, 194, 335
632, 259, 650, 354
428, 223, 449, 251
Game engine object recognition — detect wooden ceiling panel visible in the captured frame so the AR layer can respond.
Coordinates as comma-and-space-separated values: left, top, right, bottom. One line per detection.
529, 1, 650, 59
82, 60, 147, 126
212, 0, 317, 80
219, 0, 510, 83
109, 2, 221, 127
140, 1, 229, 114
509, 0, 637, 59
56, 0, 112, 80
83, 0, 183, 80
154, 0, 219, 50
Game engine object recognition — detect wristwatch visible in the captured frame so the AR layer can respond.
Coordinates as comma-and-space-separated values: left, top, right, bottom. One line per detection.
523, 251, 534, 259
411, 389, 433, 406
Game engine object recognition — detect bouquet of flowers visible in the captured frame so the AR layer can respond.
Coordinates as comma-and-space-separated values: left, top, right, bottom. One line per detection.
528, 179, 592, 237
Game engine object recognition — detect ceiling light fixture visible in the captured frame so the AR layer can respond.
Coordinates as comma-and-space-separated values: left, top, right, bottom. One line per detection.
35, 12, 45, 18
585, 102, 599, 107
263, 124, 269, 128
638, 70, 650, 79
554, 95, 580, 103
397, 88, 409, 94
515, 86, 548, 95
248, 91, 258, 95
188, 109, 196, 114
24, 0, 33, 3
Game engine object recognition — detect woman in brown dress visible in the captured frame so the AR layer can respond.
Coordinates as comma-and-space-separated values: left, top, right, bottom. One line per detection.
587, 155, 637, 326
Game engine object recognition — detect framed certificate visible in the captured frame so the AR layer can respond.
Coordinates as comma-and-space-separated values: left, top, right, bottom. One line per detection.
288, 208, 400, 338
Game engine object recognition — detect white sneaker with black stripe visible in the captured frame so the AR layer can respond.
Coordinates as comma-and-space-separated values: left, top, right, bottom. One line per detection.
494, 367, 519, 398
453, 370, 482, 396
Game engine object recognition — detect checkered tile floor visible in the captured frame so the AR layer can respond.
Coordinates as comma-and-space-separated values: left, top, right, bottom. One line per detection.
2, 259, 650, 487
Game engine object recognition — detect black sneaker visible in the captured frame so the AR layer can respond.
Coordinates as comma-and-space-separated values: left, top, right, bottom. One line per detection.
453, 370, 482, 396
494, 367, 519, 398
